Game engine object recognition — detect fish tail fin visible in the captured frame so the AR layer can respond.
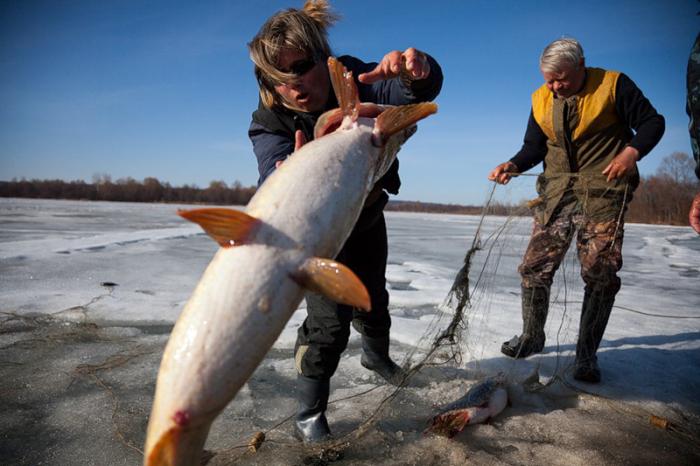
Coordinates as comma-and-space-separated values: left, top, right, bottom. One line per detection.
292, 257, 371, 311
373, 102, 438, 147
327, 56, 360, 124
425, 408, 473, 438
178, 208, 260, 247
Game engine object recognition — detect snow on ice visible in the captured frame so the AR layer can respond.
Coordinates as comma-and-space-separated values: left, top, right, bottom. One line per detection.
1, 198, 698, 465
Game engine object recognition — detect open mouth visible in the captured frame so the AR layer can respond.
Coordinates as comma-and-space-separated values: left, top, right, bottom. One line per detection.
297, 92, 309, 103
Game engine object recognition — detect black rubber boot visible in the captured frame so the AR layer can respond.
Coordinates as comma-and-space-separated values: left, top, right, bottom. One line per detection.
501, 286, 550, 358
294, 375, 332, 443
360, 335, 407, 386
573, 287, 615, 383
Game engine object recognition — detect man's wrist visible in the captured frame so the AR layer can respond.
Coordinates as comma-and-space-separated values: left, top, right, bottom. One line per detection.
624, 144, 640, 161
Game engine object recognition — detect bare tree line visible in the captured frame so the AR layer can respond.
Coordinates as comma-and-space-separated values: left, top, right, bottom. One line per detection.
626, 152, 698, 226
1, 152, 697, 226
0, 175, 256, 206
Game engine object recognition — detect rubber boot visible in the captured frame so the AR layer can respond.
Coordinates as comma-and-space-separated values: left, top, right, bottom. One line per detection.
360, 335, 407, 386
573, 287, 615, 383
501, 286, 549, 358
294, 375, 331, 443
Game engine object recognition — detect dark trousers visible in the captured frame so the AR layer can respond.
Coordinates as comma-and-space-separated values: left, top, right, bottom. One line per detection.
295, 198, 391, 380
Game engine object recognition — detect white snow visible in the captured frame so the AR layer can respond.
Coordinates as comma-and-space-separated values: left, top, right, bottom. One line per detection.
1, 197, 698, 465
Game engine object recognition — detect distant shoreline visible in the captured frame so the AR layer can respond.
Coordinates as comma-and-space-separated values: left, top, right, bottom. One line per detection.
2, 173, 697, 227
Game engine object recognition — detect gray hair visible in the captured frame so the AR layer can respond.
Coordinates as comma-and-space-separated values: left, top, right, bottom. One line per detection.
539, 38, 585, 73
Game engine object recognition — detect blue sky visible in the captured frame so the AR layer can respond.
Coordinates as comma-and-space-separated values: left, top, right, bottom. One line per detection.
1, 0, 697, 204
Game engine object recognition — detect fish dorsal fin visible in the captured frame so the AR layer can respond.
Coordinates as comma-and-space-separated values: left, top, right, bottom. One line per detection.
327, 56, 360, 126
178, 208, 259, 247
373, 102, 438, 146
293, 257, 371, 311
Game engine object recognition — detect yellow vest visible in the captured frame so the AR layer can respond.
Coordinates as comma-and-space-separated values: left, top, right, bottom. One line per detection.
532, 68, 620, 143
529, 68, 636, 224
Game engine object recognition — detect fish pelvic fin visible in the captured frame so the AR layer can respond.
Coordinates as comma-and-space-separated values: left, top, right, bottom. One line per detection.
293, 257, 371, 311
327, 56, 360, 126
178, 208, 259, 247
373, 102, 438, 147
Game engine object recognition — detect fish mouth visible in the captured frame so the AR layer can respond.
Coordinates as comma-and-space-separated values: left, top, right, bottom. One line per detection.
145, 424, 211, 466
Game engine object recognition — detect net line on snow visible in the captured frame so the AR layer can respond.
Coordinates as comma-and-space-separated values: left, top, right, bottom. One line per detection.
292, 170, 700, 457
8, 174, 695, 463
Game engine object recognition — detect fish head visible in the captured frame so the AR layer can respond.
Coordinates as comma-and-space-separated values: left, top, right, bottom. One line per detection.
144, 413, 212, 466
317, 57, 437, 180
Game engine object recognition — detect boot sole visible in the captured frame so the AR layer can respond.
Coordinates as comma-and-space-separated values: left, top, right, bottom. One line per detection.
500, 341, 544, 359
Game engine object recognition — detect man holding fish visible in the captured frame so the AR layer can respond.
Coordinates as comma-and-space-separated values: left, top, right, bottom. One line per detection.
247, 0, 443, 443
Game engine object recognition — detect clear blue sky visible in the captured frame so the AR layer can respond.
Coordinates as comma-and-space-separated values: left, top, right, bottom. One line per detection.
1, 0, 697, 204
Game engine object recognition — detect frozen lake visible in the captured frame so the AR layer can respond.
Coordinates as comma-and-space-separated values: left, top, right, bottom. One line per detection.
1, 198, 699, 465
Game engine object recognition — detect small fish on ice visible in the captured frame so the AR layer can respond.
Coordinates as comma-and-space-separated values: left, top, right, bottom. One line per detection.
425, 373, 508, 438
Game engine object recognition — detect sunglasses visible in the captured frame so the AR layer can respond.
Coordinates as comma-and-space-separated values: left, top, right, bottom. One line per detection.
279, 56, 319, 79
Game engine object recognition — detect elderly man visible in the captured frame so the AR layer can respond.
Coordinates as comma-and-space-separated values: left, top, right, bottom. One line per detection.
488, 38, 664, 383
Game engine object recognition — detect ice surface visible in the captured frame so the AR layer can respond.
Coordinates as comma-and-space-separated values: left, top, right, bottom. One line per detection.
1, 198, 699, 465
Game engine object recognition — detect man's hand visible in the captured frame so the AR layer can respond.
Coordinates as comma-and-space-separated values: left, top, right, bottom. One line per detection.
275, 130, 307, 169
690, 192, 700, 234
602, 146, 639, 182
488, 161, 518, 185
358, 48, 430, 84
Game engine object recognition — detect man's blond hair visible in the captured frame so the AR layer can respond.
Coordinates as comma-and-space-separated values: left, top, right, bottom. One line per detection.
248, 0, 339, 109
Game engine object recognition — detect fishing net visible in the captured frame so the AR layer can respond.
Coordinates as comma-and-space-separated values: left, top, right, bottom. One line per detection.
197, 172, 700, 464
3, 178, 699, 465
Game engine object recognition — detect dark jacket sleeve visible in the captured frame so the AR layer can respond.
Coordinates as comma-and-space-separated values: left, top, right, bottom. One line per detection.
509, 110, 548, 172
687, 33, 700, 179
248, 121, 294, 186
340, 54, 443, 106
615, 73, 665, 160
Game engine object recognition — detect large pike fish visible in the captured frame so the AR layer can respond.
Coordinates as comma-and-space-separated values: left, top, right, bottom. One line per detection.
144, 57, 437, 465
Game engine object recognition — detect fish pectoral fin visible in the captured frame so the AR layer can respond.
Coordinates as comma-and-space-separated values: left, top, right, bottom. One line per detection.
327, 56, 360, 126
293, 257, 371, 311
373, 102, 438, 146
178, 208, 259, 247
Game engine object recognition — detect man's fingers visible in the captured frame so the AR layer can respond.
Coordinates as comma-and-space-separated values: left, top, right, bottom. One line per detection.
294, 130, 306, 151
358, 51, 404, 83
358, 64, 385, 84
690, 194, 700, 234
403, 49, 430, 80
